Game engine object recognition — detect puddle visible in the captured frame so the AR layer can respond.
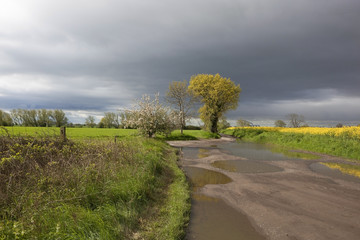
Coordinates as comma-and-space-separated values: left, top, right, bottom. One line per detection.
183, 166, 232, 191
283, 151, 319, 160
181, 147, 198, 159
187, 194, 265, 240
309, 163, 360, 183
270, 146, 320, 160
218, 141, 319, 161
182, 166, 264, 240
198, 149, 210, 158
182, 147, 212, 159
212, 160, 283, 173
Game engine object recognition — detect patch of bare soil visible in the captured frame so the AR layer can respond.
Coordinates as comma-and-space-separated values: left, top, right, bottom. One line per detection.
168, 137, 360, 240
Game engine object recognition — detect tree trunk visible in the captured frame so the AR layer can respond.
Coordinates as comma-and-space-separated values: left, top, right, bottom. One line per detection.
180, 116, 185, 135
210, 115, 218, 133
180, 109, 185, 135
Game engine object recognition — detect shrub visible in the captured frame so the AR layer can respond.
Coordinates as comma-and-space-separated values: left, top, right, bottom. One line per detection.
184, 125, 201, 130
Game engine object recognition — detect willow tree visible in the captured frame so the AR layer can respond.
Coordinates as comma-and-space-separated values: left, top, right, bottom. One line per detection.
52, 109, 68, 127
189, 74, 241, 133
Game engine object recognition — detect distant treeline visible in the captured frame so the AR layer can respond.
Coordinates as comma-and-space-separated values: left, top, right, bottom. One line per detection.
0, 109, 68, 127
1, 109, 203, 129
0, 109, 126, 129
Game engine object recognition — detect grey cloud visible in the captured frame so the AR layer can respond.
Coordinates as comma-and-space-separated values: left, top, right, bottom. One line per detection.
0, 0, 359, 122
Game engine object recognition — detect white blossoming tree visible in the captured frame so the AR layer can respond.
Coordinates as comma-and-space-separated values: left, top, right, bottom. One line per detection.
122, 94, 179, 137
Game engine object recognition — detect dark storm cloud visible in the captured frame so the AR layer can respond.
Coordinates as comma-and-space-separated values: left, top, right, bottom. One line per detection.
0, 0, 359, 122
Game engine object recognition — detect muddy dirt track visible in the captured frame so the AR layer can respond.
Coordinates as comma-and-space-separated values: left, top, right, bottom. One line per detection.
168, 137, 360, 240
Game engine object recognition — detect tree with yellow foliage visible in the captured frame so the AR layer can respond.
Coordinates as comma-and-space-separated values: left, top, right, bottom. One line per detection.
189, 74, 241, 133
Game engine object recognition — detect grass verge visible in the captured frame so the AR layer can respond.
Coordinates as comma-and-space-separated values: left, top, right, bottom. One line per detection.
0, 135, 190, 239
136, 147, 190, 239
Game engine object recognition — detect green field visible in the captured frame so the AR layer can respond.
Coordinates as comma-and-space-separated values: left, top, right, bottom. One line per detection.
1, 126, 137, 139
1, 127, 216, 140
0, 127, 194, 239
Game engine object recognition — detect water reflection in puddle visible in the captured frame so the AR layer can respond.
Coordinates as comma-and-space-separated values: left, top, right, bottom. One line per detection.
187, 194, 265, 240
212, 160, 283, 173
182, 147, 212, 159
218, 141, 319, 161
182, 166, 265, 240
183, 166, 232, 191
270, 147, 320, 160
198, 149, 210, 158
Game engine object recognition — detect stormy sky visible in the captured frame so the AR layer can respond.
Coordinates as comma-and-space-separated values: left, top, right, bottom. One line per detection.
1, 0, 359, 124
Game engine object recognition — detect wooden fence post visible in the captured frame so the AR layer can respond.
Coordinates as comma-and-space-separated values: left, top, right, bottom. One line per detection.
60, 126, 67, 141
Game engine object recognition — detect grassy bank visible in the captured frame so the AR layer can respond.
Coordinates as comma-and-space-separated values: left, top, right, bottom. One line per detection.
0, 135, 190, 239
223, 127, 360, 178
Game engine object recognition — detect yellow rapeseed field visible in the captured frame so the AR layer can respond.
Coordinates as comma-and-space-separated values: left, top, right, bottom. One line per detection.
228, 126, 360, 140
279, 126, 360, 138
